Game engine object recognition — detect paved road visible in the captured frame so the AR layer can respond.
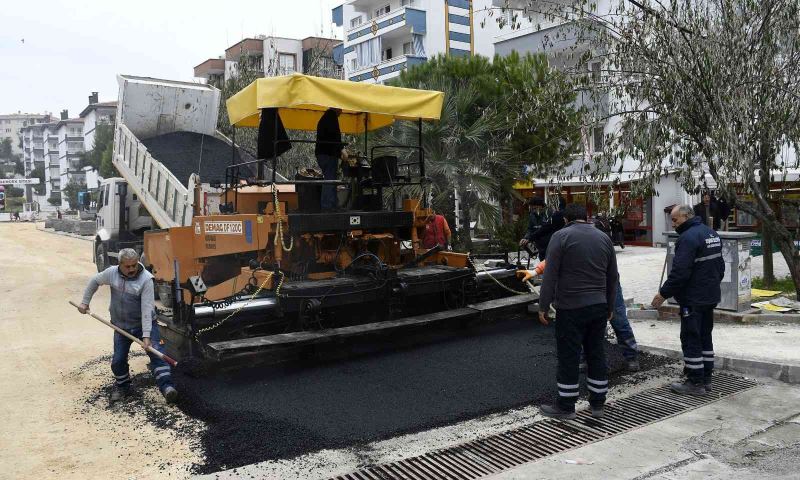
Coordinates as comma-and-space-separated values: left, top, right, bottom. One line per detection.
168, 315, 667, 474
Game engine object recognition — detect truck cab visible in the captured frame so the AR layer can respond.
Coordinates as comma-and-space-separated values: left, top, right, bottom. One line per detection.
94, 177, 153, 271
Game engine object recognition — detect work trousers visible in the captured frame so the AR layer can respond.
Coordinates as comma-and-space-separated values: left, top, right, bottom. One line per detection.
316, 153, 338, 210
611, 280, 638, 360
679, 304, 715, 384
111, 320, 174, 393
555, 303, 609, 411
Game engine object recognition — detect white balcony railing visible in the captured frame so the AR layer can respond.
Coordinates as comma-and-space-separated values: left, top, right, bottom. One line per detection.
346, 6, 424, 46
349, 54, 426, 82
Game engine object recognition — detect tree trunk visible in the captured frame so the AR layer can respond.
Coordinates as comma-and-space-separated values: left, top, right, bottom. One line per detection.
758, 144, 776, 289
762, 223, 775, 288
775, 231, 800, 299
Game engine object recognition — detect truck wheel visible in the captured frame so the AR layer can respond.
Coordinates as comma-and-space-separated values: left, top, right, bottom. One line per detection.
95, 242, 109, 272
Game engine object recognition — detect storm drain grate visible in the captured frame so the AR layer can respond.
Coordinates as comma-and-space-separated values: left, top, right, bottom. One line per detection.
329, 374, 757, 480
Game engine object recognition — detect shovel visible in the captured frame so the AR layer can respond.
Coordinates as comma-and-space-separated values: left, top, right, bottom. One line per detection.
69, 301, 178, 367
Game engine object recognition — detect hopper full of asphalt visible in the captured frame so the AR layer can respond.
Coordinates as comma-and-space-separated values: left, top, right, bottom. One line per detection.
140, 132, 255, 185
166, 315, 672, 474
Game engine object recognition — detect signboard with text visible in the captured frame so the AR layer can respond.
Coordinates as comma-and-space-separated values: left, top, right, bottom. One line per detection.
0, 178, 40, 185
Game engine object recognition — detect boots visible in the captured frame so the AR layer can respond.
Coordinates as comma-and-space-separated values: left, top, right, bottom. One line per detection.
670, 379, 707, 396
110, 386, 131, 402
540, 404, 577, 420
704, 376, 713, 393
162, 386, 179, 404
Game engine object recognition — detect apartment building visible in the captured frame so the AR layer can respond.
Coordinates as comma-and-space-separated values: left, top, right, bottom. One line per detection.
19, 119, 60, 205
194, 35, 343, 85
1, 113, 54, 157
332, 0, 501, 84
79, 91, 117, 154
56, 114, 85, 206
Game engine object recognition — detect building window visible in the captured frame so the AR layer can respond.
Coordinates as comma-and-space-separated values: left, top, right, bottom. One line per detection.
383, 47, 393, 60
350, 16, 362, 29
736, 202, 756, 226
590, 61, 602, 81
401, 0, 415, 6
278, 53, 296, 75
374, 4, 390, 18
350, 58, 358, 71
403, 42, 413, 55
592, 126, 604, 153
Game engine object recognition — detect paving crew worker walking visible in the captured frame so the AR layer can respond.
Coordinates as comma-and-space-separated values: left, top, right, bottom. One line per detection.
652, 205, 724, 395
78, 248, 178, 403
537, 203, 618, 420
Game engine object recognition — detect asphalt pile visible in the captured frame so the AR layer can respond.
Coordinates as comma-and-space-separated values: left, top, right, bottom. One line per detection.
141, 132, 254, 185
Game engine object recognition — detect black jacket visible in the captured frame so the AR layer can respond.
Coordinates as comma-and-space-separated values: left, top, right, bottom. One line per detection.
693, 198, 731, 231
315, 109, 344, 156
531, 209, 565, 258
257, 108, 291, 159
660, 216, 725, 306
524, 210, 547, 241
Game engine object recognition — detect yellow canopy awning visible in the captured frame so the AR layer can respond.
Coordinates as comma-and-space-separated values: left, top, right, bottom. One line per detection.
226, 74, 444, 133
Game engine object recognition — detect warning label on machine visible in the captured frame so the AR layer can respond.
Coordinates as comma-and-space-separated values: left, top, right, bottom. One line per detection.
204, 221, 243, 235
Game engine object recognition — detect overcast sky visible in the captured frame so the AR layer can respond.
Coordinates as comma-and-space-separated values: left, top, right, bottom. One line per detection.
1, 0, 341, 118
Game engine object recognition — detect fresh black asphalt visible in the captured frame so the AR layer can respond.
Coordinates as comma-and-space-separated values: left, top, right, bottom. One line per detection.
150, 314, 672, 474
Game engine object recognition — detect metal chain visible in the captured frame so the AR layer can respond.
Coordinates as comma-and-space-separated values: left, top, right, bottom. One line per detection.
194, 274, 272, 341
273, 183, 294, 252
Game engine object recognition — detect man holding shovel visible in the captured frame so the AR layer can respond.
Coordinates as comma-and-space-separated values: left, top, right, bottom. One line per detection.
77, 248, 178, 403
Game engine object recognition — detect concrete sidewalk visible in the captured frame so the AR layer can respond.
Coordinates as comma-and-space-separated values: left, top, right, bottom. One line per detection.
629, 317, 800, 384
489, 380, 800, 479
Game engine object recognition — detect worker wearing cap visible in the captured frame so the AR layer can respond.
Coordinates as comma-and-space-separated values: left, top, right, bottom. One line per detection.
537, 203, 618, 420
78, 248, 178, 403
652, 205, 724, 395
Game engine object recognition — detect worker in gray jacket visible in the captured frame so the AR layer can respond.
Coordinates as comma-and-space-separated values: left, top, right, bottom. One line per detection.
538, 203, 618, 420
78, 248, 178, 403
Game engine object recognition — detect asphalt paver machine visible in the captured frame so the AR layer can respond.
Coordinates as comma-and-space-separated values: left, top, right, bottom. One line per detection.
144, 74, 535, 366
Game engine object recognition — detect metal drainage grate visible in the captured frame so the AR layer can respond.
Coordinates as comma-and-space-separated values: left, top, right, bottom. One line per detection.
329, 374, 757, 480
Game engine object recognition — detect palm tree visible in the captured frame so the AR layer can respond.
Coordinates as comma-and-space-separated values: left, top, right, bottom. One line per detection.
381, 75, 520, 249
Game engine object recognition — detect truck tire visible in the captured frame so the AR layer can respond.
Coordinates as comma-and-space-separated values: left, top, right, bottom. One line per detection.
95, 242, 109, 272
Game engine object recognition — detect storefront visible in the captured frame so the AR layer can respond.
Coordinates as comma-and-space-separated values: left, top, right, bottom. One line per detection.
512, 173, 692, 247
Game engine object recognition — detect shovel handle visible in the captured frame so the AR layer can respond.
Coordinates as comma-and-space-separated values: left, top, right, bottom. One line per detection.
69, 301, 178, 367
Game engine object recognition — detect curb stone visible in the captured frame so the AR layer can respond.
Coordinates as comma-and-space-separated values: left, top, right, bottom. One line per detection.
627, 305, 800, 325
639, 344, 800, 385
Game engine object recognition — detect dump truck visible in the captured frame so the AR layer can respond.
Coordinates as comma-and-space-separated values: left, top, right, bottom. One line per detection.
93, 75, 270, 270
103, 74, 536, 368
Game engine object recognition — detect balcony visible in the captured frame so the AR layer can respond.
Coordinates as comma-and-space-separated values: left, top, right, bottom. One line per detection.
194, 58, 226, 79
494, 19, 601, 59
33, 143, 44, 150
349, 54, 426, 83
225, 38, 264, 62
346, 7, 426, 47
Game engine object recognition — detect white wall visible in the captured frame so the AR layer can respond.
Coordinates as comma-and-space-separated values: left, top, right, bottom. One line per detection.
651, 173, 694, 246
473, 0, 500, 57
264, 37, 304, 75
